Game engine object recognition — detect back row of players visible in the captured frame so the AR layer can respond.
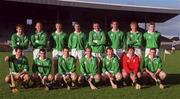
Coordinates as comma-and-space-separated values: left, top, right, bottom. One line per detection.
5, 21, 166, 92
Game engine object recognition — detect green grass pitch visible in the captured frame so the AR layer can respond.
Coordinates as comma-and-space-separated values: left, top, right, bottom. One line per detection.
0, 51, 180, 99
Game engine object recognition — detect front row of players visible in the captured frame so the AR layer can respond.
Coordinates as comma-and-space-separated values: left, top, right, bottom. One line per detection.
4, 47, 166, 92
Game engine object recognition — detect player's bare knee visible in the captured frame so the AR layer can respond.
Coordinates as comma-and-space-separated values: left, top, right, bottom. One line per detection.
48, 74, 54, 81
122, 70, 128, 78
137, 72, 142, 78
14, 75, 19, 81
94, 74, 101, 82
159, 71, 166, 80
115, 73, 122, 81
78, 76, 84, 83
5, 75, 10, 83
71, 73, 78, 81
130, 75, 136, 81
23, 74, 30, 82
55, 74, 62, 81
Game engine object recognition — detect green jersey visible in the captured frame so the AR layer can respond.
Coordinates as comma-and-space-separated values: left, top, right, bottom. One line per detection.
143, 32, 161, 48
58, 56, 76, 74
11, 33, 29, 49
32, 58, 52, 76
80, 56, 98, 76
144, 56, 162, 73
31, 31, 48, 49
9, 55, 29, 73
102, 56, 120, 76
108, 30, 125, 49
50, 31, 68, 51
88, 30, 106, 53
68, 32, 86, 50
126, 31, 142, 48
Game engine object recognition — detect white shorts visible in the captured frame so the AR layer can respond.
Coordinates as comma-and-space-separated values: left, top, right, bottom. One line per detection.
172, 47, 175, 50
134, 48, 142, 58
92, 52, 103, 59
113, 49, 123, 59
33, 48, 47, 60
70, 49, 84, 59
12, 49, 27, 56
145, 48, 159, 57
52, 49, 63, 60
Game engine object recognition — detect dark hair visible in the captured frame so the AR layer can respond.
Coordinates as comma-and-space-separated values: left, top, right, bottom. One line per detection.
150, 48, 156, 52
55, 22, 62, 25
63, 47, 69, 51
93, 22, 99, 25
106, 47, 113, 53
130, 21, 137, 25
39, 48, 46, 53
36, 22, 42, 26
86, 47, 92, 51
16, 24, 24, 29
128, 46, 135, 51
111, 20, 118, 24
15, 47, 22, 52
149, 21, 155, 26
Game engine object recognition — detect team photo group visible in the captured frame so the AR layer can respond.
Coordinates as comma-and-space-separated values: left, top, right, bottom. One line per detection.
4, 20, 167, 93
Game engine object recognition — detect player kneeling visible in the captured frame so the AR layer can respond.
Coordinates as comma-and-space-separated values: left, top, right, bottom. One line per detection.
78, 47, 101, 90
101, 47, 122, 89
31, 49, 53, 91
4, 47, 30, 93
143, 48, 166, 89
122, 47, 142, 89
54, 47, 78, 90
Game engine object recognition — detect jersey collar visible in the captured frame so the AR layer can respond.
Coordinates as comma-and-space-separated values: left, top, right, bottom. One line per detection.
130, 31, 139, 34
93, 29, 101, 33
55, 31, 63, 34
74, 31, 81, 34
111, 29, 119, 32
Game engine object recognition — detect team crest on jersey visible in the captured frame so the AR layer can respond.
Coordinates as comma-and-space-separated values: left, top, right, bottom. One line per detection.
127, 59, 130, 63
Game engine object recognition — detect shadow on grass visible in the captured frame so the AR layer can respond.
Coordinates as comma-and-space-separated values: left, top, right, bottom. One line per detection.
165, 73, 180, 86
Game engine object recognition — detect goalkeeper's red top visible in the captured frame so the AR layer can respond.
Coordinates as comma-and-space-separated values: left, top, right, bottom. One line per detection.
122, 53, 140, 74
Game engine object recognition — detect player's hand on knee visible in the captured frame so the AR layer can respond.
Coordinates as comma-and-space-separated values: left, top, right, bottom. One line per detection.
88, 76, 93, 82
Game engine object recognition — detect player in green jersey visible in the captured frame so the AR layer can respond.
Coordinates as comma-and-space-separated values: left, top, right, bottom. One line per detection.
126, 21, 143, 58
88, 22, 106, 60
143, 22, 161, 57
101, 47, 122, 89
50, 22, 68, 74
11, 24, 29, 55
31, 22, 48, 60
31, 48, 53, 90
78, 47, 101, 90
107, 20, 125, 59
68, 23, 86, 60
4, 48, 30, 90
54, 47, 78, 90
143, 48, 166, 89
